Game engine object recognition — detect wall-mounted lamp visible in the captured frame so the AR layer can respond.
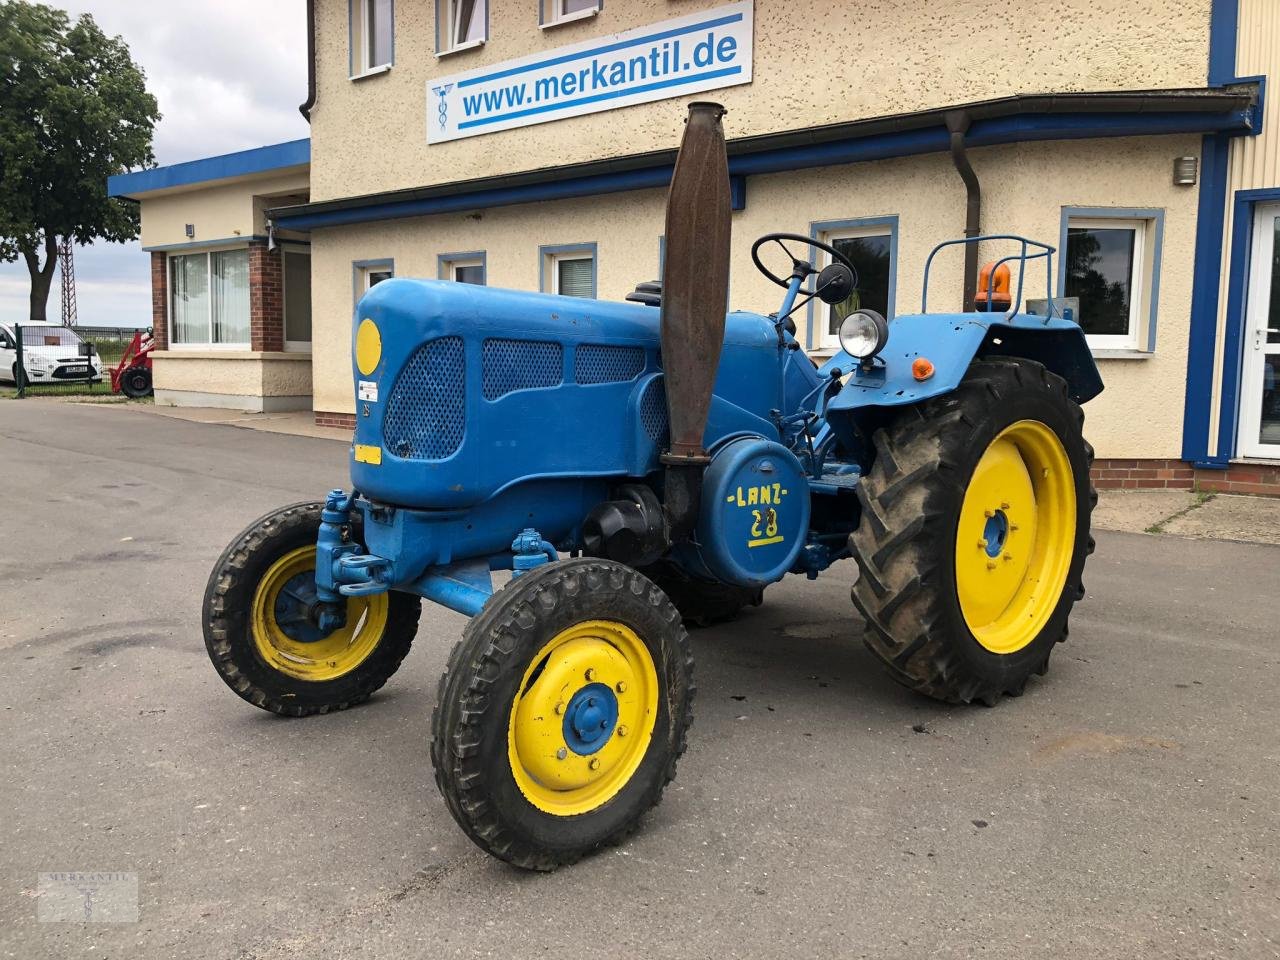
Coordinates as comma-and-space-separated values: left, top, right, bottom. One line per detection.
184, 223, 195, 239
1173, 156, 1198, 186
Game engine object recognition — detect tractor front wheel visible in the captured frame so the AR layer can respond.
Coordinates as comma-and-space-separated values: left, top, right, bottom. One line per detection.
120, 365, 153, 398
431, 558, 693, 870
203, 502, 421, 716
850, 358, 1095, 705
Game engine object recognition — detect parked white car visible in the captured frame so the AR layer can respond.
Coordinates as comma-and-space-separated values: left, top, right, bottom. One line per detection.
0, 321, 104, 385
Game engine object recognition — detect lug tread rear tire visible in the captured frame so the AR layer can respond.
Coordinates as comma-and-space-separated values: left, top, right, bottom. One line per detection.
849, 359, 1095, 705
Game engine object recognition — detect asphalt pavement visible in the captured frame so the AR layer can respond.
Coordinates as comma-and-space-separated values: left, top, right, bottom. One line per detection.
1, 400, 1277, 959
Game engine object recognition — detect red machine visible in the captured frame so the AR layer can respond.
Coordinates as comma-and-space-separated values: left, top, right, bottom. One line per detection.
109, 329, 155, 398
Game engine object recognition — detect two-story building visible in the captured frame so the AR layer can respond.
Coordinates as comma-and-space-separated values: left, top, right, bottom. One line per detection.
107, 0, 1280, 494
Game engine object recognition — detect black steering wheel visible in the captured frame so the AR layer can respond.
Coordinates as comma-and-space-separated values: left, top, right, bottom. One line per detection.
751, 232, 857, 295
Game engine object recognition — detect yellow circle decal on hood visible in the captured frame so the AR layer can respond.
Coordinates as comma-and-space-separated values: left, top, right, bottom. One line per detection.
356, 318, 381, 376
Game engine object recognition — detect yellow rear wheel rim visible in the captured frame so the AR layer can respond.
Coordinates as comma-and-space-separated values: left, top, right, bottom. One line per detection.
251, 546, 389, 682
507, 620, 659, 817
954, 420, 1076, 655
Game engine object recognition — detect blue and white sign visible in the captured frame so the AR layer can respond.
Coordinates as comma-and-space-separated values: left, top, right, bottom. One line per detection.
428, 2, 753, 144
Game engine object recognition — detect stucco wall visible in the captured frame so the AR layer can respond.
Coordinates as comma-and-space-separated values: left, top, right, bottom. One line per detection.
308, 0, 1211, 201
308, 133, 1200, 459
153, 352, 312, 411
139, 171, 310, 249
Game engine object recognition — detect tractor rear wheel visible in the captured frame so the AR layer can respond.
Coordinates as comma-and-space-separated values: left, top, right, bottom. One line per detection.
203, 502, 421, 716
849, 358, 1095, 705
636, 560, 763, 627
431, 558, 693, 870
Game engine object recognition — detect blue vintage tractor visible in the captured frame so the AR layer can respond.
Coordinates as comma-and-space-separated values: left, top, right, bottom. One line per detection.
204, 103, 1101, 870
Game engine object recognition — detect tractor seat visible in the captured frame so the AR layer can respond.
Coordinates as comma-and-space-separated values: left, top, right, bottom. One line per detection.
626, 280, 662, 307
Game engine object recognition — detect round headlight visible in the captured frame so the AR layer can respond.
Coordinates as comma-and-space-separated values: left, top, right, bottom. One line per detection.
838, 308, 889, 359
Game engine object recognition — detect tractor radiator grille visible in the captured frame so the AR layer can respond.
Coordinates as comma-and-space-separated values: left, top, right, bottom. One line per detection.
482, 338, 562, 400
574, 344, 645, 385
383, 337, 466, 460
639, 377, 669, 444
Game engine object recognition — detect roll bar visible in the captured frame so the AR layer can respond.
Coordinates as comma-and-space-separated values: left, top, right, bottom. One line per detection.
921, 234, 1058, 321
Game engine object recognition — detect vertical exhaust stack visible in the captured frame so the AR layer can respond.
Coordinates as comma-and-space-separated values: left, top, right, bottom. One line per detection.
660, 101, 732, 541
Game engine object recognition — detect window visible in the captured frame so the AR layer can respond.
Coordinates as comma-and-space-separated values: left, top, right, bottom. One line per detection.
541, 244, 596, 298
810, 219, 896, 352
439, 252, 486, 285
283, 249, 312, 348
168, 249, 250, 347
350, 0, 393, 77
354, 260, 394, 307
1061, 210, 1162, 352
540, 0, 600, 28
437, 0, 486, 53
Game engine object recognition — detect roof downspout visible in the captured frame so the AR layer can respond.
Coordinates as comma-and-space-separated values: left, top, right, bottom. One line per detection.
945, 111, 980, 311
299, 0, 316, 121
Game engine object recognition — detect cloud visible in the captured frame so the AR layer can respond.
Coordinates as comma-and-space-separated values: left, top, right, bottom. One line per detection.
0, 0, 309, 325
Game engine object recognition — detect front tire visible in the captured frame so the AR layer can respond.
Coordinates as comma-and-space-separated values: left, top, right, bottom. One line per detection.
203, 502, 421, 716
849, 358, 1095, 705
431, 558, 694, 870
120, 365, 152, 398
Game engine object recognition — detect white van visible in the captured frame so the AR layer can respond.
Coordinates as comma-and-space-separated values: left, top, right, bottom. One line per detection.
0, 321, 105, 385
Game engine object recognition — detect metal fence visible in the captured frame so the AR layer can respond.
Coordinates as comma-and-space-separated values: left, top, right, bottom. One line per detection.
4, 323, 152, 399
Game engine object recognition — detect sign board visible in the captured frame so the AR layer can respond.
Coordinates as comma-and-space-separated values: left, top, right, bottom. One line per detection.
427, 1, 753, 144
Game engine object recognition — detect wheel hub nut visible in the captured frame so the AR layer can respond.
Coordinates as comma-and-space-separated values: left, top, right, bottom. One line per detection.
556, 747, 568, 760
588, 758, 601, 770
584, 668, 597, 681
615, 680, 627, 693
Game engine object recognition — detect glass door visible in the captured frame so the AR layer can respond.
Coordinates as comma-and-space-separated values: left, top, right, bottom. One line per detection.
1239, 202, 1280, 458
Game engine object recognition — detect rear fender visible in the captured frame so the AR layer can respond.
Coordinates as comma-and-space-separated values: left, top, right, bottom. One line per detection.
825, 312, 1103, 415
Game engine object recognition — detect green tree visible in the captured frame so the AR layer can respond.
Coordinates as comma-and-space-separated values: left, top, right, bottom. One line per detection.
0, 2, 158, 322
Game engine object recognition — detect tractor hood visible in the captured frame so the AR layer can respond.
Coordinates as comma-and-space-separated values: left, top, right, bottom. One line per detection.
346, 279, 798, 511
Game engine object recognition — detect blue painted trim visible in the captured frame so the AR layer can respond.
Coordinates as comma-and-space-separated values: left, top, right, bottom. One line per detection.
1215, 186, 1280, 461
538, 242, 597, 297
1056, 207, 1164, 352
457, 66, 742, 130
1208, 0, 1239, 87
273, 108, 1257, 232
805, 216, 898, 351
352, 258, 395, 309
437, 250, 487, 283
1181, 135, 1232, 462
729, 175, 747, 212
142, 235, 264, 253
108, 140, 310, 198
464, 10, 740, 87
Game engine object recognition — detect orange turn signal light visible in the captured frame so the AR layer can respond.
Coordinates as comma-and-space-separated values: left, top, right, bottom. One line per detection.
912, 357, 935, 381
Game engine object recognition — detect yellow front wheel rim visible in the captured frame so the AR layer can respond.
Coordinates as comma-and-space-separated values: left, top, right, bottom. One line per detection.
507, 621, 659, 817
251, 546, 389, 682
954, 420, 1076, 655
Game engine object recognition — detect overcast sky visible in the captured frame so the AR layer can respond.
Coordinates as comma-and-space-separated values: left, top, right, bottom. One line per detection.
0, 0, 310, 326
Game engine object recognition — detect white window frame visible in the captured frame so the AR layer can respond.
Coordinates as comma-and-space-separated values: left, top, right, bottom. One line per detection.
350, 0, 394, 79
540, 0, 600, 30
811, 222, 895, 353
167, 245, 251, 351
437, 0, 487, 55
1064, 216, 1148, 352
281, 245, 312, 352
